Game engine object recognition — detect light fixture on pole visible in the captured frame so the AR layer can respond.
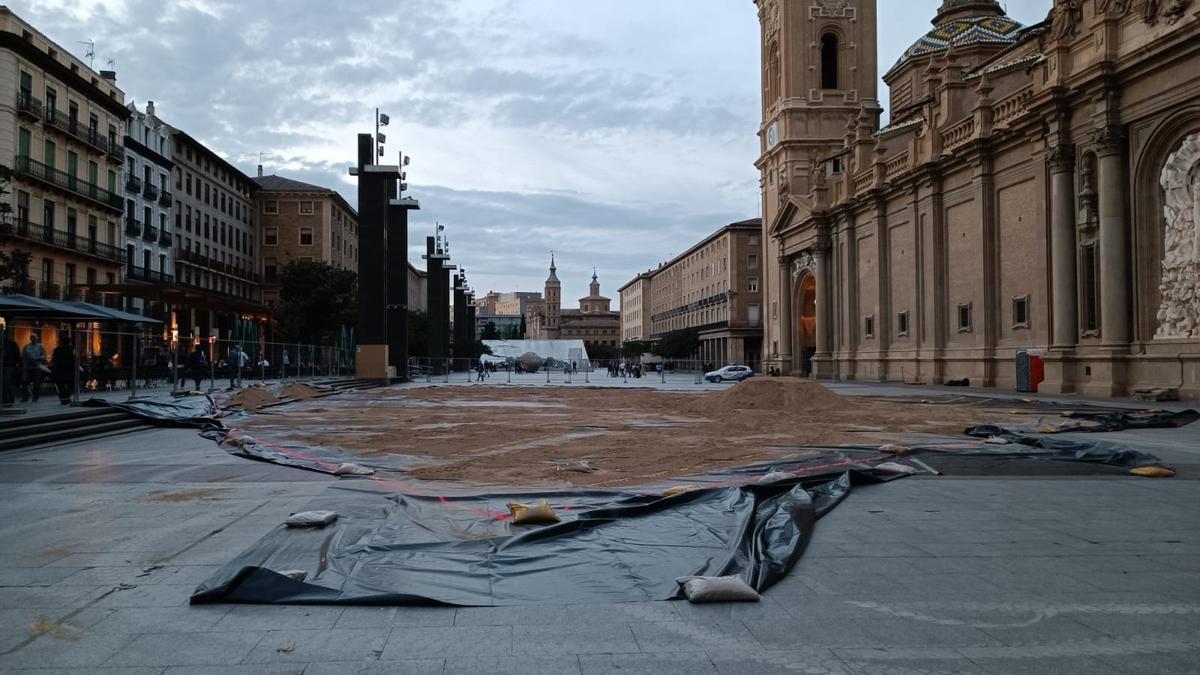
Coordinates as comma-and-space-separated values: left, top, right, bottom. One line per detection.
374, 108, 390, 163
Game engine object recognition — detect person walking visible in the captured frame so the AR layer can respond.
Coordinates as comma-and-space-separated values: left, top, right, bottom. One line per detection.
228, 344, 247, 388
476, 359, 486, 382
21, 334, 47, 402
189, 343, 208, 391
51, 337, 76, 405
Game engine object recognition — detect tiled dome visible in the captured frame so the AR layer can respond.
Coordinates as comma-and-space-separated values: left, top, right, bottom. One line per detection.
894, 14, 1024, 67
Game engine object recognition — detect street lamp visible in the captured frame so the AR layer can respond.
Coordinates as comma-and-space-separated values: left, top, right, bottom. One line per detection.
375, 109, 390, 160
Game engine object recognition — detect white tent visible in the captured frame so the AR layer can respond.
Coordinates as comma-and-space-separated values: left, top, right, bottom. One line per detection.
483, 339, 591, 368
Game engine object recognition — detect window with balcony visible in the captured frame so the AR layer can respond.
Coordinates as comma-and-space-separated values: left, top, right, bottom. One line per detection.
748, 277, 759, 293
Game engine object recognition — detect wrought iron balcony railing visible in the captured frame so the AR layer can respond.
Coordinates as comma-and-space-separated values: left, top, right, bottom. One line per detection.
14, 155, 124, 213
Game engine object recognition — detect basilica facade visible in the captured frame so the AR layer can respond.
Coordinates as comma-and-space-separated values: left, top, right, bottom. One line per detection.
757, 0, 1200, 397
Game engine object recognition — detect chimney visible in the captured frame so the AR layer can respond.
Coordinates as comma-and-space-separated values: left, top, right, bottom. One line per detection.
257, 165, 263, 177
99, 70, 116, 82
146, 100, 155, 118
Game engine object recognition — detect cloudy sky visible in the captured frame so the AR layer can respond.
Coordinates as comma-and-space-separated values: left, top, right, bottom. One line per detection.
22, 0, 1049, 305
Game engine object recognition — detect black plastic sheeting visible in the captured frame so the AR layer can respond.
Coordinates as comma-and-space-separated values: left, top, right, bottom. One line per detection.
85, 393, 222, 427
191, 468, 885, 606
967, 408, 1198, 434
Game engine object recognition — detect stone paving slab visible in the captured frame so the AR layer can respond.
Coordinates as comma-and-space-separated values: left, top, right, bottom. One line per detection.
0, 383, 1198, 673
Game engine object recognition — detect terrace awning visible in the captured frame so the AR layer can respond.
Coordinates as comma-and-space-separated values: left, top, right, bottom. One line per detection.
0, 293, 109, 321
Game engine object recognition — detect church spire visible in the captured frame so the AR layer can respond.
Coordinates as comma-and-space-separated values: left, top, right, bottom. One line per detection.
545, 252, 560, 285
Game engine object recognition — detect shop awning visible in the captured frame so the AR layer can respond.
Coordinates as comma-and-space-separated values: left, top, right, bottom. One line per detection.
60, 300, 163, 325
0, 293, 110, 321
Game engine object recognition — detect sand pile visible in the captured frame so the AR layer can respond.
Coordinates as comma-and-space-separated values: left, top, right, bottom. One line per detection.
234, 381, 1025, 488
280, 383, 322, 401
225, 386, 279, 410
685, 379, 846, 415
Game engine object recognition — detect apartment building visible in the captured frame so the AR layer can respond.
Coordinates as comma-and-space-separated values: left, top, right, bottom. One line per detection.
169, 126, 262, 339
121, 99, 173, 318
0, 7, 128, 304
618, 272, 652, 343
252, 172, 357, 309
631, 218, 763, 367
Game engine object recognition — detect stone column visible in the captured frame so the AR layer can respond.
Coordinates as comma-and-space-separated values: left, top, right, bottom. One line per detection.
1094, 126, 1131, 350
814, 238, 832, 359
777, 255, 793, 373
1048, 145, 1078, 350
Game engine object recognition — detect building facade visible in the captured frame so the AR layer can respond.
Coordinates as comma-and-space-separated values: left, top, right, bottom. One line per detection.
122, 99, 173, 318
169, 127, 262, 339
526, 259, 621, 348
0, 7, 128, 304
252, 172, 358, 309
629, 218, 763, 366
618, 272, 653, 342
758, 0, 1200, 397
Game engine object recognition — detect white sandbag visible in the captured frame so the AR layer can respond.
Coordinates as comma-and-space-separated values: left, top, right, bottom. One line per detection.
333, 463, 374, 476
757, 471, 792, 483
984, 436, 1011, 445
874, 461, 920, 475
676, 575, 761, 603
277, 569, 307, 581
285, 511, 338, 528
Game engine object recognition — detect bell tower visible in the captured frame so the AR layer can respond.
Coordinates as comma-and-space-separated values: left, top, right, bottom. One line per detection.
544, 253, 561, 338
755, 0, 880, 371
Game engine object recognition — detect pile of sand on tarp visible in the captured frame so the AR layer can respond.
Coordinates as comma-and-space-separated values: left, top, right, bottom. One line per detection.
225, 386, 279, 410
683, 378, 847, 415
279, 383, 322, 401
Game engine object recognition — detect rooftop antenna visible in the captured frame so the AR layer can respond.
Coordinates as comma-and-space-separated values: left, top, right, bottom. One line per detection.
105, 58, 116, 71
77, 40, 95, 69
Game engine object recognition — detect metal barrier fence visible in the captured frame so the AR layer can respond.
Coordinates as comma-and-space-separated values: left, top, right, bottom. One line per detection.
404, 358, 742, 385
0, 323, 354, 410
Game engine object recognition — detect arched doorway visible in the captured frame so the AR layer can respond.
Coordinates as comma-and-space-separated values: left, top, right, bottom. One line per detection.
797, 275, 816, 376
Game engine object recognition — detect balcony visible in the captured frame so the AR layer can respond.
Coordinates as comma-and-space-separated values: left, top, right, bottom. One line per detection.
124, 218, 142, 237
159, 230, 173, 247
106, 139, 124, 164
158, 189, 172, 207
125, 266, 175, 285
13, 156, 123, 212
143, 224, 158, 243
0, 218, 125, 264
42, 108, 110, 156
38, 282, 63, 301
16, 91, 42, 120
65, 286, 93, 303
125, 173, 142, 193
143, 182, 159, 201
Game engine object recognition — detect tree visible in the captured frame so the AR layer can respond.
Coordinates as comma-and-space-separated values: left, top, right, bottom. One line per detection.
621, 340, 651, 360
0, 165, 28, 293
651, 328, 700, 360
589, 343, 620, 361
277, 260, 358, 345
481, 320, 499, 340
407, 310, 430, 358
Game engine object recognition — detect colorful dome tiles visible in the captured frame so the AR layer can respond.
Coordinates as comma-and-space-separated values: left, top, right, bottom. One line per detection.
895, 15, 1025, 67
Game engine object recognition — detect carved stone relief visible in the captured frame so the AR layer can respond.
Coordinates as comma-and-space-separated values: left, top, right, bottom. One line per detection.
763, 0, 781, 37
792, 252, 815, 281
1156, 132, 1200, 339
1102, 0, 1194, 24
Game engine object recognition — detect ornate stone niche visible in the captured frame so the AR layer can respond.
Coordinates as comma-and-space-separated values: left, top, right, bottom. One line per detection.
1156, 132, 1200, 339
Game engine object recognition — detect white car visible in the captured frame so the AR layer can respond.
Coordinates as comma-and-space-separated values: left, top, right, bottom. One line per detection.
704, 365, 755, 383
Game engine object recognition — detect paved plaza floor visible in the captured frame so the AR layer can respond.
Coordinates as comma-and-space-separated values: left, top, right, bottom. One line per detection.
0, 379, 1198, 674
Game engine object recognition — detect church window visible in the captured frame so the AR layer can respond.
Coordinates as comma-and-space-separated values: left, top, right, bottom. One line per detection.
863, 315, 875, 339
1012, 296, 1030, 329
897, 311, 909, 337
957, 303, 973, 333
821, 33, 839, 89
1081, 245, 1100, 334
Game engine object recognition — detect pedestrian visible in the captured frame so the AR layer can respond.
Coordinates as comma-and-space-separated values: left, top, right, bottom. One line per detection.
282, 349, 291, 376
228, 344, 247, 388
476, 359, 486, 382
1, 333, 20, 406
21, 333, 47, 402
189, 343, 208, 390
51, 337, 76, 405
572, 360, 578, 374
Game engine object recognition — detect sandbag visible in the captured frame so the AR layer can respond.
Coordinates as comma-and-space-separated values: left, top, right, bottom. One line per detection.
874, 462, 920, 475
663, 484, 702, 497
1129, 466, 1175, 478
333, 463, 374, 476
506, 500, 560, 525
676, 575, 761, 603
285, 511, 338, 528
